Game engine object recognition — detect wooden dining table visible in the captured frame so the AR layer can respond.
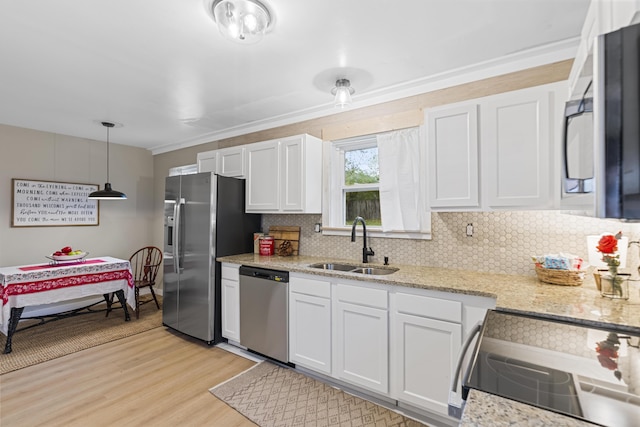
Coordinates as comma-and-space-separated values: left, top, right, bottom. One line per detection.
0, 256, 135, 353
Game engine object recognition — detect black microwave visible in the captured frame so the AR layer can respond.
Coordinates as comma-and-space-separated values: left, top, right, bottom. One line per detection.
563, 21, 640, 220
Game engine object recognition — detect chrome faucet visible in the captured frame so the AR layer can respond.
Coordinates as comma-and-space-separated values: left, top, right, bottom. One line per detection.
351, 216, 375, 263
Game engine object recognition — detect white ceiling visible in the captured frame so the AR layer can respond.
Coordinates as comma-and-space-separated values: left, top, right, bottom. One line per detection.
0, 0, 589, 154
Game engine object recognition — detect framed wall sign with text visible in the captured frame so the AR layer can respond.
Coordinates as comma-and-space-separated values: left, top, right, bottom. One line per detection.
11, 179, 100, 227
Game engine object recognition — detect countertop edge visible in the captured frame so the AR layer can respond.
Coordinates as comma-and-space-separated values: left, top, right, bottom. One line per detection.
218, 253, 640, 332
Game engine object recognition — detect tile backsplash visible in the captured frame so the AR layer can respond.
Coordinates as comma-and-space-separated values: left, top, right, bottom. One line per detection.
263, 211, 640, 277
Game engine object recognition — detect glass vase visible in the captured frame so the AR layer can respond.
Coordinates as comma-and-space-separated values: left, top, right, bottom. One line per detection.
600, 273, 630, 300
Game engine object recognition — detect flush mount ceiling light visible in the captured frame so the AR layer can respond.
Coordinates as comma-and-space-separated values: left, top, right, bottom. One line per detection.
208, 0, 272, 44
331, 79, 355, 109
88, 122, 127, 200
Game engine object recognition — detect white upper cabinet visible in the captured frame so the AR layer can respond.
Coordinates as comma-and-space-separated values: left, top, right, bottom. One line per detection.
427, 104, 479, 208
245, 134, 322, 213
425, 81, 564, 211
482, 85, 554, 208
217, 146, 246, 177
196, 150, 217, 173
568, 0, 640, 99
196, 146, 245, 177
246, 140, 280, 212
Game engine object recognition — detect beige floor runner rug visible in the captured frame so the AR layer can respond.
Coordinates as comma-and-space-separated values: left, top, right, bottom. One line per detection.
0, 296, 162, 374
210, 361, 429, 427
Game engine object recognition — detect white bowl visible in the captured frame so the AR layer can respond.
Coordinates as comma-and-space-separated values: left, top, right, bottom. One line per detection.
49, 252, 87, 261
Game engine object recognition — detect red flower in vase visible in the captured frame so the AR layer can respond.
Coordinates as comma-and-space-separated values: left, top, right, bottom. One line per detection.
596, 233, 619, 254
596, 232, 625, 297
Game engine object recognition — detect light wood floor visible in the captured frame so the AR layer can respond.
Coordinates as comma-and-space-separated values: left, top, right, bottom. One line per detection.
0, 327, 258, 427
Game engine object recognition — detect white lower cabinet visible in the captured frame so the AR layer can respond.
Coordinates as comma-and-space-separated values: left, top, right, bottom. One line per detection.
391, 304, 462, 415
390, 290, 495, 417
286, 271, 495, 419
333, 283, 389, 395
289, 275, 332, 374
221, 263, 241, 342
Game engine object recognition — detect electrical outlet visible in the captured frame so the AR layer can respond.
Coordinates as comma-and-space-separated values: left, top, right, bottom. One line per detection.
314, 223, 322, 233
466, 223, 474, 237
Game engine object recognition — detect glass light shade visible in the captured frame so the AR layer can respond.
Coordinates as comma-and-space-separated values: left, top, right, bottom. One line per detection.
332, 79, 355, 108
212, 0, 271, 44
334, 86, 353, 108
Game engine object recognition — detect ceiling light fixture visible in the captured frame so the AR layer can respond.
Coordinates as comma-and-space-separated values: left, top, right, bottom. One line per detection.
88, 122, 127, 200
209, 0, 272, 44
331, 79, 355, 109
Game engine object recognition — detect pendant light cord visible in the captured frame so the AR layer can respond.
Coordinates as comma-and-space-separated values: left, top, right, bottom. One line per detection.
106, 125, 110, 183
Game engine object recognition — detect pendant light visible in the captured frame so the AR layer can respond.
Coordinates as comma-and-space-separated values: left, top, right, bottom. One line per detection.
88, 122, 127, 200
332, 79, 355, 109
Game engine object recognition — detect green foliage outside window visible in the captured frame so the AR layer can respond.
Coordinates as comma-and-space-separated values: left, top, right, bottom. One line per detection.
344, 147, 381, 225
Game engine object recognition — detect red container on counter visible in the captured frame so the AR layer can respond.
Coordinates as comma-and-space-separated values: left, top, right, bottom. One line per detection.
259, 235, 275, 256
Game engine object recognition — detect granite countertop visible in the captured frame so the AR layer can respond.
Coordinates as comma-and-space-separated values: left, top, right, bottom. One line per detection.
219, 253, 640, 426
460, 390, 596, 427
218, 253, 640, 333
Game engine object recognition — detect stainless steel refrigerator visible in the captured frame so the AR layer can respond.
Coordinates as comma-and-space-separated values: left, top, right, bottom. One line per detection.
163, 173, 261, 344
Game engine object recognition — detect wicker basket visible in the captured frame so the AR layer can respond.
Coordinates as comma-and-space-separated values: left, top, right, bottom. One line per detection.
534, 266, 585, 286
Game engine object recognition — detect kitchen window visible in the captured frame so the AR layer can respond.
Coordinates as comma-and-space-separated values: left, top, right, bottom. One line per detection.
322, 127, 431, 239
343, 140, 381, 226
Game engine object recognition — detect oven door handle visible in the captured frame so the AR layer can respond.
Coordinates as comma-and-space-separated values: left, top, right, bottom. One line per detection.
448, 321, 482, 418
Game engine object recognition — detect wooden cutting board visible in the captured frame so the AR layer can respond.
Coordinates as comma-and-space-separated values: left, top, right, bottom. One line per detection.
268, 226, 301, 256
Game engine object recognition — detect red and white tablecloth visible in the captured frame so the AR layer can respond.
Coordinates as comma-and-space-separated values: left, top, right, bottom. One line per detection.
0, 256, 135, 335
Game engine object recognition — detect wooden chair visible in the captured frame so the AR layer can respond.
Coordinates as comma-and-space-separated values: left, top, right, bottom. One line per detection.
107, 246, 162, 319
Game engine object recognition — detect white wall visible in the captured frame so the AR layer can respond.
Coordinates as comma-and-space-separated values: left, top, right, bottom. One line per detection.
0, 124, 155, 267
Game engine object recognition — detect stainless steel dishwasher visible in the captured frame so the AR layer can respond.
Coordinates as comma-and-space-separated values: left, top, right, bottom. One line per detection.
239, 266, 289, 364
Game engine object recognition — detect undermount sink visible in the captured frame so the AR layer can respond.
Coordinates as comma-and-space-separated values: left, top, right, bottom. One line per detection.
350, 267, 399, 275
308, 263, 399, 275
308, 263, 358, 271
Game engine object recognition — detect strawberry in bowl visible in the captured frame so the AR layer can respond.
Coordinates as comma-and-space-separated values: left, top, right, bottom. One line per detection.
49, 247, 87, 261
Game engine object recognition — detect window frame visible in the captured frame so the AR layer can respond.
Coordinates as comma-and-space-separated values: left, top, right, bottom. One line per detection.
322, 132, 432, 240
339, 136, 381, 228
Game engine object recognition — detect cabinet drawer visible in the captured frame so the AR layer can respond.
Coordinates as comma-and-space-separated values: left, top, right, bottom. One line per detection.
336, 283, 387, 309
395, 292, 461, 323
290, 276, 330, 298
221, 264, 239, 281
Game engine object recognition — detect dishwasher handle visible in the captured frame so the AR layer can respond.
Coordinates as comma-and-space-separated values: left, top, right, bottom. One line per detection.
239, 266, 289, 282
252, 271, 276, 280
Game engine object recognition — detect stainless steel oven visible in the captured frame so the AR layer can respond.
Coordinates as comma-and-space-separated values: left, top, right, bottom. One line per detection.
451, 310, 640, 426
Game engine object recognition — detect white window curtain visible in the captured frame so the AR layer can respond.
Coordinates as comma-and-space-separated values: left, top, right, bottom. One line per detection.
377, 127, 422, 232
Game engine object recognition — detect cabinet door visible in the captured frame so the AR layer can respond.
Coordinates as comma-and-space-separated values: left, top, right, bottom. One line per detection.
427, 104, 479, 208
217, 147, 245, 177
289, 292, 331, 374
197, 150, 217, 173
393, 313, 462, 415
245, 141, 280, 212
280, 136, 305, 212
221, 278, 240, 341
483, 87, 553, 208
334, 300, 388, 394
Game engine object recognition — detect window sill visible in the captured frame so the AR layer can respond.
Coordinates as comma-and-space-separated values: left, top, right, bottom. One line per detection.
321, 226, 432, 240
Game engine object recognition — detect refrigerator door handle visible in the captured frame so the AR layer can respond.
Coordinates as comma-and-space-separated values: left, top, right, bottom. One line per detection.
173, 198, 185, 274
